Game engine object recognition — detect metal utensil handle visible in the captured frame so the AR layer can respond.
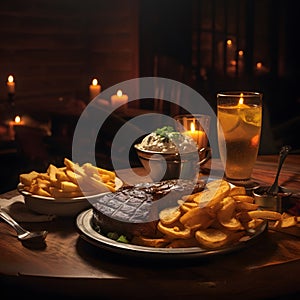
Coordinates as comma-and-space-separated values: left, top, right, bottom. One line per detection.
0, 209, 28, 236
269, 145, 292, 193
275, 145, 291, 182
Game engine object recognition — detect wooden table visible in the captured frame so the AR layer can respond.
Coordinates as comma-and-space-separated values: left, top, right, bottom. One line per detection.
1, 155, 300, 299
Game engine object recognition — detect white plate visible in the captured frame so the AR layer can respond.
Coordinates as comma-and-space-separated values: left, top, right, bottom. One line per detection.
76, 209, 267, 260
17, 177, 123, 217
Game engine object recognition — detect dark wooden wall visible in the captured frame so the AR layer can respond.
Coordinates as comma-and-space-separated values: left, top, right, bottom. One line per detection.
0, 0, 139, 105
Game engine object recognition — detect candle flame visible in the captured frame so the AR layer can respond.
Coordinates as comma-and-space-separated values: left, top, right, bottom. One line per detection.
92, 78, 98, 86
190, 122, 195, 132
14, 115, 21, 123
238, 50, 244, 56
117, 90, 123, 97
256, 62, 263, 69
226, 39, 232, 46
8, 75, 14, 83
239, 93, 244, 105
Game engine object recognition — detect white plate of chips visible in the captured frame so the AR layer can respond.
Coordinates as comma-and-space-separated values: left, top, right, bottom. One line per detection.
17, 158, 123, 217
17, 177, 123, 217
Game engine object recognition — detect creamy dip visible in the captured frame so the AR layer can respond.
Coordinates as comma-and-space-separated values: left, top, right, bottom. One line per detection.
135, 126, 196, 153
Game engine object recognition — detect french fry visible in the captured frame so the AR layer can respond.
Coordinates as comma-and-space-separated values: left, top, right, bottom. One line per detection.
274, 216, 297, 228
247, 210, 282, 221
60, 181, 81, 192
97, 167, 116, 180
64, 157, 76, 170
47, 164, 59, 183
228, 186, 246, 196
65, 169, 82, 185
232, 195, 254, 203
159, 206, 182, 225
179, 201, 199, 213
157, 221, 192, 239
99, 174, 111, 183
195, 228, 229, 249
37, 173, 50, 181
217, 197, 236, 224
180, 207, 215, 230
219, 217, 243, 231
19, 171, 39, 186
82, 163, 100, 177
31, 185, 51, 197
80, 175, 115, 193
36, 178, 51, 190
236, 201, 259, 211
56, 170, 69, 182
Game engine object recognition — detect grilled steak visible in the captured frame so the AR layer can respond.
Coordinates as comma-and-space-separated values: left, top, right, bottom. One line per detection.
90, 179, 205, 239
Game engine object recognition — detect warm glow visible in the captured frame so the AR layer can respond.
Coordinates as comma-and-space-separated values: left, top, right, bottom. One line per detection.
239, 93, 244, 105
117, 89, 123, 97
92, 78, 98, 86
190, 122, 195, 132
238, 50, 244, 56
256, 62, 263, 69
8, 75, 14, 83
14, 115, 21, 123
230, 60, 237, 66
226, 39, 232, 46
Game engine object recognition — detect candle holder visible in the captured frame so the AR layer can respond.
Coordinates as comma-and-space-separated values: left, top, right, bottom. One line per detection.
174, 114, 211, 170
174, 114, 210, 150
111, 90, 128, 109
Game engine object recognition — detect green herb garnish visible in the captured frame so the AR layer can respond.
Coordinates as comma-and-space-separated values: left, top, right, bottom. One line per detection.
107, 232, 119, 240
107, 232, 129, 244
116, 235, 129, 244
154, 126, 182, 143
154, 126, 175, 137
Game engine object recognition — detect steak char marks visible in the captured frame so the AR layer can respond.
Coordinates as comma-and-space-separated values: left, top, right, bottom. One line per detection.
91, 179, 204, 239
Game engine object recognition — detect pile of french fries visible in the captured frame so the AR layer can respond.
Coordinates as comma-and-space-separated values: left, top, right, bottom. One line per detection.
133, 179, 300, 249
19, 158, 117, 198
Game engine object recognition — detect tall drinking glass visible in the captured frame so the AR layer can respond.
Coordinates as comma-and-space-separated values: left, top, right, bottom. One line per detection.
217, 91, 262, 188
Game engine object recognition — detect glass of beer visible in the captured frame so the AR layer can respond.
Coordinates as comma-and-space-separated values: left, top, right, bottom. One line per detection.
217, 91, 262, 188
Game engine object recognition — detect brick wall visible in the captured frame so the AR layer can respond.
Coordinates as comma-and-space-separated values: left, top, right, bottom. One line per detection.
0, 0, 139, 105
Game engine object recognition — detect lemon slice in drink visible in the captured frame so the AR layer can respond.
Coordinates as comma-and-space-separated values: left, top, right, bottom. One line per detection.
218, 109, 240, 133
240, 106, 262, 127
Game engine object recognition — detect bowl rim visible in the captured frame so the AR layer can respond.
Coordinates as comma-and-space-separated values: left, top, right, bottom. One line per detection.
134, 144, 199, 156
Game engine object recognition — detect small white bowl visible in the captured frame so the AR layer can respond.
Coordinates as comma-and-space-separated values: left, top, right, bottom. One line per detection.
17, 177, 123, 217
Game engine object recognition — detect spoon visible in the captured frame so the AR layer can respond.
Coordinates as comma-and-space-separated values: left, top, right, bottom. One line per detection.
267, 145, 292, 195
0, 208, 48, 245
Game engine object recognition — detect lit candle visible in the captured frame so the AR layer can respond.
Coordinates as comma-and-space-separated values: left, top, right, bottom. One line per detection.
7, 75, 15, 94
239, 93, 244, 105
185, 122, 206, 148
111, 89, 128, 108
8, 115, 23, 140
89, 78, 101, 100
14, 115, 21, 123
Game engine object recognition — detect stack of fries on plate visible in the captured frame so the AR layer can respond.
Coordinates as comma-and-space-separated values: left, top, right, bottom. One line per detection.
19, 158, 116, 198
133, 179, 300, 249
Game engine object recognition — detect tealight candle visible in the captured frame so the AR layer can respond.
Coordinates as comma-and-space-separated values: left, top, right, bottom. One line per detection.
185, 122, 206, 148
7, 75, 15, 94
89, 78, 101, 100
111, 89, 128, 108
8, 115, 24, 140
175, 114, 210, 151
